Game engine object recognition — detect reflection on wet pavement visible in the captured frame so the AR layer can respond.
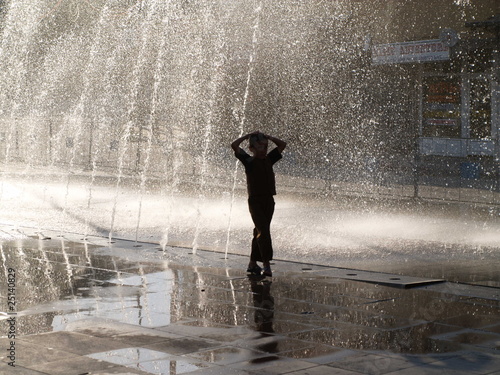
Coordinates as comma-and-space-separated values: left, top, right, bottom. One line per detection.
0, 229, 499, 374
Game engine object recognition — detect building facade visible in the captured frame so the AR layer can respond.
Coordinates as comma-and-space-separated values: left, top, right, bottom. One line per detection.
368, 4, 499, 200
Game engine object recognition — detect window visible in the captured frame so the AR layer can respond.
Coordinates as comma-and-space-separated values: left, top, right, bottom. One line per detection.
422, 76, 461, 138
469, 77, 491, 139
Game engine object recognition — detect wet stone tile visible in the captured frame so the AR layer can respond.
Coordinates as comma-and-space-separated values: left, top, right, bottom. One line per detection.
169, 301, 257, 326
325, 352, 414, 375
0, 338, 79, 367
113, 332, 182, 347
235, 335, 313, 355
64, 318, 157, 338
438, 314, 500, 329
416, 351, 500, 374
186, 346, 270, 365
287, 325, 458, 354
0, 312, 59, 337
65, 319, 185, 346
133, 357, 211, 374
464, 297, 500, 309
436, 329, 500, 350
439, 298, 500, 315
485, 324, 500, 334
144, 337, 221, 355
85, 366, 151, 374
191, 330, 252, 344
93, 308, 174, 328
404, 322, 463, 339
288, 328, 363, 349
180, 319, 233, 328
276, 343, 343, 361
326, 294, 379, 307
35, 357, 120, 375
73, 270, 135, 288
271, 320, 320, 335
231, 356, 318, 374
85, 286, 144, 301
120, 264, 172, 275
1, 233, 500, 374
172, 284, 251, 302
21, 331, 131, 355
274, 300, 319, 315
88, 347, 171, 365
0, 361, 53, 375
297, 348, 359, 365
157, 322, 249, 342
183, 365, 256, 375
29, 251, 81, 265
287, 366, 363, 375
174, 288, 246, 305
106, 271, 174, 287
311, 306, 411, 330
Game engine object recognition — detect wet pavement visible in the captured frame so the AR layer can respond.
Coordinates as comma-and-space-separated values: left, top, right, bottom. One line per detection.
0, 225, 499, 374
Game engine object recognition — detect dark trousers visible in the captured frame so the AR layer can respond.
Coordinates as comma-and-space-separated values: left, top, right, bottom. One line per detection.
248, 195, 275, 263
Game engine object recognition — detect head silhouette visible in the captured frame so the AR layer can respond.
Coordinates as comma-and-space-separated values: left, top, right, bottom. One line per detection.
249, 133, 268, 158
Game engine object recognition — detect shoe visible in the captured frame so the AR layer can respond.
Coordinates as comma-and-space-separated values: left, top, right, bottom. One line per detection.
262, 267, 272, 277
247, 265, 262, 275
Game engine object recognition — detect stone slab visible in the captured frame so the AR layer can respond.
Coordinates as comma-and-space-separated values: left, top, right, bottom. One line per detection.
306, 267, 445, 289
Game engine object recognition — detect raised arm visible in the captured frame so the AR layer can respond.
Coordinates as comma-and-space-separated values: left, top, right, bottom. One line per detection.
231, 133, 250, 153
264, 134, 287, 153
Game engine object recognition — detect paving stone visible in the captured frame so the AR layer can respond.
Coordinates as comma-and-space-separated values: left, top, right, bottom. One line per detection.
277, 344, 343, 361
233, 334, 312, 355
21, 331, 131, 355
29, 356, 121, 375
65, 318, 176, 341
183, 365, 255, 375
0, 339, 79, 368
87, 347, 172, 365
185, 346, 270, 365
326, 352, 417, 375
113, 332, 183, 347
156, 321, 251, 343
1, 229, 500, 375
426, 351, 500, 374
231, 356, 317, 374
87, 366, 151, 374
144, 337, 221, 355
310, 268, 445, 289
0, 361, 51, 375
127, 357, 211, 374
438, 314, 500, 329
383, 366, 481, 374
286, 366, 364, 375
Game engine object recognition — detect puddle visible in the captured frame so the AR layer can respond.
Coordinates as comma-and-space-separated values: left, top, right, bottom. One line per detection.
0, 234, 499, 364
87, 348, 208, 374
